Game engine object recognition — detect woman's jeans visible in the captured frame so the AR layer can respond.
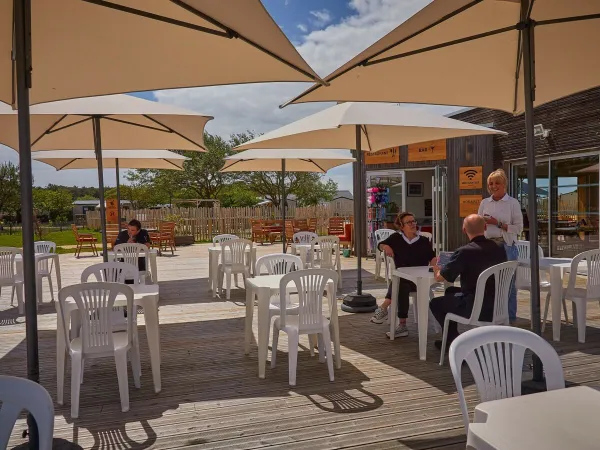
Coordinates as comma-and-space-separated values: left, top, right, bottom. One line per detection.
504, 243, 519, 321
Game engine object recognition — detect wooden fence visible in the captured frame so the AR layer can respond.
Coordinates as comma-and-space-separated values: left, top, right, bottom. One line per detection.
86, 205, 352, 242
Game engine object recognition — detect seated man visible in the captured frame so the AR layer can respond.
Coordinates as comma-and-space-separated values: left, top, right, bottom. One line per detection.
114, 219, 151, 274
372, 212, 437, 339
430, 214, 507, 349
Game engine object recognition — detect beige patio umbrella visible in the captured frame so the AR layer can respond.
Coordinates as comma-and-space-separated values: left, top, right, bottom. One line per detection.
0, 94, 212, 258
284, 0, 600, 383
222, 149, 355, 252
236, 102, 505, 312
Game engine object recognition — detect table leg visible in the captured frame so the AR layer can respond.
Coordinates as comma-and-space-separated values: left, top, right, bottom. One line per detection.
251, 249, 257, 276
143, 298, 161, 393
300, 247, 307, 266
389, 274, 399, 340
54, 255, 62, 291
211, 252, 218, 297
551, 265, 563, 342
257, 287, 271, 379
56, 304, 69, 405
150, 252, 158, 283
417, 279, 430, 361
326, 282, 341, 369
245, 286, 254, 355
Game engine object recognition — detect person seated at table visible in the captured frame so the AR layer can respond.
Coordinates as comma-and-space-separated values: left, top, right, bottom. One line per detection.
430, 214, 507, 350
371, 212, 437, 339
114, 219, 151, 275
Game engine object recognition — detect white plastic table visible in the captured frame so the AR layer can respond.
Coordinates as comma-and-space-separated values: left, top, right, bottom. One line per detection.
244, 274, 339, 378
290, 243, 342, 287
208, 246, 257, 297
56, 284, 161, 400
108, 248, 158, 283
467, 386, 600, 449
15, 252, 62, 306
390, 266, 437, 360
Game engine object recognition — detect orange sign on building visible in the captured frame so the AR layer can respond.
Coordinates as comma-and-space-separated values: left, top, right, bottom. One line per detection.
364, 146, 400, 165
407, 139, 447, 162
459, 166, 483, 189
459, 195, 482, 217
106, 198, 118, 224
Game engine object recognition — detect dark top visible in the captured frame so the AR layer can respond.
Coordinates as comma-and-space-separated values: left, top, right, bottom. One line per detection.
378, 233, 435, 269
115, 229, 151, 246
440, 235, 507, 320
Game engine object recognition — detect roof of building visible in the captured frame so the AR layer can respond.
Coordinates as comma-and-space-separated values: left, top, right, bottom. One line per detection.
332, 190, 353, 200
72, 199, 131, 206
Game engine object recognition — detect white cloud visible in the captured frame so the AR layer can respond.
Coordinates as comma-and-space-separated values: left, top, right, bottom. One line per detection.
309, 9, 333, 27
296, 23, 308, 33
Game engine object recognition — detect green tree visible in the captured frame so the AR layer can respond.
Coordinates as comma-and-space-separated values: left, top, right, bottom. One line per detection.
0, 162, 20, 218
218, 183, 260, 207
32, 188, 73, 222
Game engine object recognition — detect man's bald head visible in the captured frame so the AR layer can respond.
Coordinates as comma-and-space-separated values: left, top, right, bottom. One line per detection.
463, 214, 486, 238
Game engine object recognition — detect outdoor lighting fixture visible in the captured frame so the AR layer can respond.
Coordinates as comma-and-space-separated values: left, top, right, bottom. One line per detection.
534, 124, 551, 140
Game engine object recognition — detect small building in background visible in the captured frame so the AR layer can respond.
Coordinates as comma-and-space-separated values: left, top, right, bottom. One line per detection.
328, 190, 354, 216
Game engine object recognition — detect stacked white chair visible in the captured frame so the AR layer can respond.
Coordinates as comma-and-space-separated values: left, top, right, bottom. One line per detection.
0, 247, 24, 314
292, 231, 318, 264
113, 243, 150, 284
449, 326, 565, 433
308, 236, 342, 288
439, 261, 518, 365
218, 238, 253, 300
515, 240, 568, 331
271, 269, 338, 386
0, 375, 54, 450
561, 249, 600, 343
374, 228, 395, 282
33, 240, 57, 304
57, 282, 140, 418
212, 234, 238, 246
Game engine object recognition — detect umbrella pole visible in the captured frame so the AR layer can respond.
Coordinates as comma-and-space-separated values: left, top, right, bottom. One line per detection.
116, 158, 122, 228
15, 0, 40, 446
521, 1, 545, 389
281, 159, 287, 253
342, 126, 376, 313
93, 117, 109, 262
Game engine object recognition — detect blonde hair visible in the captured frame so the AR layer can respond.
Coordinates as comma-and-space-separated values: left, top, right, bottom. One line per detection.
487, 169, 508, 195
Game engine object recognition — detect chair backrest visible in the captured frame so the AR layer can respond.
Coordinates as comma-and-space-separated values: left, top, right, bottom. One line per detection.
255, 254, 303, 276
285, 220, 295, 239
308, 218, 318, 233
81, 262, 140, 284
279, 269, 338, 331
419, 231, 433, 242
71, 224, 81, 239
251, 220, 264, 233
567, 249, 600, 298
113, 243, 149, 270
294, 218, 308, 231
221, 239, 252, 266
0, 375, 54, 450
0, 247, 18, 282
515, 240, 546, 288
293, 231, 318, 244
34, 241, 57, 273
470, 261, 518, 325
374, 228, 395, 246
449, 326, 565, 431
159, 221, 176, 233
328, 217, 345, 235
58, 282, 135, 356
311, 236, 340, 269
212, 234, 238, 246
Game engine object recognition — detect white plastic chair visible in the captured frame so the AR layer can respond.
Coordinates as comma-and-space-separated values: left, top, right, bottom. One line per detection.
449, 326, 565, 432
113, 243, 150, 284
515, 240, 568, 331
0, 247, 24, 314
561, 249, 600, 343
34, 241, 57, 304
0, 375, 54, 450
374, 229, 395, 281
292, 231, 318, 245
57, 282, 140, 418
308, 236, 342, 288
218, 238, 253, 300
212, 234, 238, 246
419, 231, 433, 242
439, 261, 518, 365
271, 269, 338, 386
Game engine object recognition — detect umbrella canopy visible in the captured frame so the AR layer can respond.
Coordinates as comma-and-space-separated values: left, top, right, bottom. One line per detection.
236, 102, 506, 152
1, 0, 322, 107
222, 148, 355, 172
0, 94, 212, 151
31, 150, 189, 170
284, 0, 600, 112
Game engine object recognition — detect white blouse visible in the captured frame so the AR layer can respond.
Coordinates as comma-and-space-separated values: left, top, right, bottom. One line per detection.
477, 194, 523, 245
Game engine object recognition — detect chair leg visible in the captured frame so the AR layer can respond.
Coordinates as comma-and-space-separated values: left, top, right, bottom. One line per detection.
16, 283, 24, 315
130, 344, 142, 389
308, 334, 316, 357
317, 334, 325, 363
10, 285, 14, 306
37, 275, 43, 305
541, 292, 551, 333
322, 327, 335, 382
70, 354, 82, 418
439, 317, 451, 366
562, 298, 569, 326
287, 332, 299, 386
575, 301, 587, 344
375, 253, 381, 280
48, 275, 55, 302
271, 326, 279, 368
225, 268, 232, 300
114, 351, 130, 413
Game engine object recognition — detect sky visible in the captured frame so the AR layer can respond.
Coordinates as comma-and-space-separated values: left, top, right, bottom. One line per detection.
0, 0, 460, 193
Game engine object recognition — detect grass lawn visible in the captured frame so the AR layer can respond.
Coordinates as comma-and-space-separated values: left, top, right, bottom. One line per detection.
0, 229, 102, 247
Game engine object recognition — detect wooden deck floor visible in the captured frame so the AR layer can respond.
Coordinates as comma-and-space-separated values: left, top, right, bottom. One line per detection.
2, 243, 600, 449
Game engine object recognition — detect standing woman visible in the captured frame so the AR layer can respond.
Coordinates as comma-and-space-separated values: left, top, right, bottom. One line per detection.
478, 169, 523, 322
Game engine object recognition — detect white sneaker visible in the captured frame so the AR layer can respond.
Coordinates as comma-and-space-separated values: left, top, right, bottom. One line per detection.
386, 324, 409, 338
370, 307, 388, 324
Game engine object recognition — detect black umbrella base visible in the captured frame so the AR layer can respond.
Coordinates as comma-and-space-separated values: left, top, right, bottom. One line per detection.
341, 292, 377, 313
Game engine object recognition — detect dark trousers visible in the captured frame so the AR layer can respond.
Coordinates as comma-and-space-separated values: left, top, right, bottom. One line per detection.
385, 279, 416, 319
429, 287, 471, 342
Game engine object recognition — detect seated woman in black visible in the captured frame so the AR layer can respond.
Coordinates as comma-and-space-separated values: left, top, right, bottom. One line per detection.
114, 219, 151, 275
371, 212, 437, 339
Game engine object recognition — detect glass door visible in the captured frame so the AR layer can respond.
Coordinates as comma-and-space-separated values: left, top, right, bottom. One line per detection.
366, 170, 405, 253
432, 166, 448, 252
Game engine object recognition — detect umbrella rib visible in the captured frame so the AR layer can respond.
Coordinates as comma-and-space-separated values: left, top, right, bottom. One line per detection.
364, 25, 517, 67
360, 125, 373, 152
162, 158, 184, 170
102, 116, 172, 133
301, 159, 326, 173
536, 13, 600, 26
220, 159, 252, 172
143, 115, 207, 150
57, 159, 79, 171
31, 114, 68, 146
81, 0, 230, 37
169, 0, 325, 85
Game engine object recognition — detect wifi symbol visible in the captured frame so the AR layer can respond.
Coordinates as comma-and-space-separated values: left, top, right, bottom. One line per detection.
464, 169, 478, 180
